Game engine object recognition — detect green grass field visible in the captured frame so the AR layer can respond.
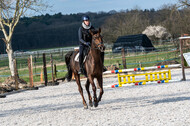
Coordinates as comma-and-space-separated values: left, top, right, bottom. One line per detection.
1, 41, 189, 84
0, 64, 67, 83
0, 50, 181, 83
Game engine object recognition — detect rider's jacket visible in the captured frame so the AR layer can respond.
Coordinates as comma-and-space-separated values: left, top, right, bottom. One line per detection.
78, 25, 95, 46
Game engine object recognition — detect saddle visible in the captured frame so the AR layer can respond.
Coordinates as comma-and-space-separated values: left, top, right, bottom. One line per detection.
74, 48, 89, 77
74, 53, 87, 63
74, 46, 89, 62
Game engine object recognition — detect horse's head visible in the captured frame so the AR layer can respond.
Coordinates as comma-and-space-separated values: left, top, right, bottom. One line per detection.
90, 28, 105, 52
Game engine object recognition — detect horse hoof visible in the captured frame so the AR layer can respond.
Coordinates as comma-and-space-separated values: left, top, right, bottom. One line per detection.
89, 102, 93, 107
94, 102, 99, 107
84, 105, 88, 109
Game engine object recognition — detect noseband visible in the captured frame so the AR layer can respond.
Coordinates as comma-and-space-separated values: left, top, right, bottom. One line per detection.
91, 37, 105, 52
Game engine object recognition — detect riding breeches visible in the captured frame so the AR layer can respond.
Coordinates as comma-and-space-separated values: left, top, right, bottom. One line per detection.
79, 45, 88, 68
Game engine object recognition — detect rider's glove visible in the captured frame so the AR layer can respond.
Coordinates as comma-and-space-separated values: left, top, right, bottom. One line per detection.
86, 42, 91, 47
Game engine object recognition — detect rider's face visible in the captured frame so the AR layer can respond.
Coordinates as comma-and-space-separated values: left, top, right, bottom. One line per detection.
84, 20, 90, 26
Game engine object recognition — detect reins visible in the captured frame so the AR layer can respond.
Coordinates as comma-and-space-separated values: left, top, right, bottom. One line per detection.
90, 39, 105, 52
85, 41, 104, 62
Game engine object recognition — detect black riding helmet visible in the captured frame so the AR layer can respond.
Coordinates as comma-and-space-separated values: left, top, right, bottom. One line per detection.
82, 15, 90, 21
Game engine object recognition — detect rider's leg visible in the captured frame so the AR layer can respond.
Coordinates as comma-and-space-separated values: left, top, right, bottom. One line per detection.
79, 45, 84, 74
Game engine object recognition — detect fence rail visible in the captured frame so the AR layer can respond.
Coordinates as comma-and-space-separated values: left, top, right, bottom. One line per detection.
1, 40, 189, 84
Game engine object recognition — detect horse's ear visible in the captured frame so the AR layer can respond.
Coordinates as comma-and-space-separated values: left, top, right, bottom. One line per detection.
89, 30, 94, 35
98, 28, 101, 33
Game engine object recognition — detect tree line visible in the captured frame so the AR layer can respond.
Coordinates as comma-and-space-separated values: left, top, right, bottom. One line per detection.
102, 5, 190, 44
0, 12, 113, 53
1, 3, 190, 54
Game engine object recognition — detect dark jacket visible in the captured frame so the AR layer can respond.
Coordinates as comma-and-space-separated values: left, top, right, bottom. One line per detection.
78, 26, 95, 46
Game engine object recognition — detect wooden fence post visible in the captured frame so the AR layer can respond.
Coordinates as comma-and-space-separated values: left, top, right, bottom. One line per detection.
122, 48, 127, 69
34, 56, 37, 74
61, 51, 64, 60
14, 59, 19, 90
30, 55, 34, 87
54, 64, 57, 78
139, 61, 142, 68
51, 54, 54, 83
180, 39, 186, 81
37, 51, 39, 58
43, 53, 48, 86
28, 55, 34, 87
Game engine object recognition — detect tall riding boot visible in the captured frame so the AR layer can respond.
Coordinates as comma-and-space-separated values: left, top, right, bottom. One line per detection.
101, 52, 107, 72
78, 54, 83, 74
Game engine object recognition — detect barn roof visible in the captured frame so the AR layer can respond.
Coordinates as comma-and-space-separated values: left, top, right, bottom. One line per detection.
113, 34, 155, 52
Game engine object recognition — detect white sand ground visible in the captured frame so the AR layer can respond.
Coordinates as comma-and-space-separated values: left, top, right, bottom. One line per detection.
0, 68, 190, 126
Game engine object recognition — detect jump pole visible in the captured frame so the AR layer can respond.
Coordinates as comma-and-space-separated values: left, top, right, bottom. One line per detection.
104, 79, 181, 88
103, 64, 181, 74
103, 64, 182, 88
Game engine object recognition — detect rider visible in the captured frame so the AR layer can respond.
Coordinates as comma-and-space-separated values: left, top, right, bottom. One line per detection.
78, 15, 94, 74
78, 15, 106, 74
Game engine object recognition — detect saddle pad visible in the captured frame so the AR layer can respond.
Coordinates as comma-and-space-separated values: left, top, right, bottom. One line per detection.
74, 53, 87, 63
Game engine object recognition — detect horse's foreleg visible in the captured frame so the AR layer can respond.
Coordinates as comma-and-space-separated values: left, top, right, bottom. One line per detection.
85, 79, 93, 107
74, 73, 88, 109
97, 75, 104, 102
88, 76, 98, 107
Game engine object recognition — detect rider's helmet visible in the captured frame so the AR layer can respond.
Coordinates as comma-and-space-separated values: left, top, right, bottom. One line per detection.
82, 15, 90, 21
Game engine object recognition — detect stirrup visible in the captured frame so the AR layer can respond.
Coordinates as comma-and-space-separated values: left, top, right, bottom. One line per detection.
78, 69, 83, 74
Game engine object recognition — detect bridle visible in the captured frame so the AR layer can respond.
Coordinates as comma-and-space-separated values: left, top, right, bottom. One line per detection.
91, 35, 105, 52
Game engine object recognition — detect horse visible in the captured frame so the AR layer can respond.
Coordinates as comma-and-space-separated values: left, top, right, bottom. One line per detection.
65, 28, 105, 109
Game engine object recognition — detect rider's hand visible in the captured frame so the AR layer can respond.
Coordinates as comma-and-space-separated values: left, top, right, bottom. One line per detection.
86, 42, 91, 47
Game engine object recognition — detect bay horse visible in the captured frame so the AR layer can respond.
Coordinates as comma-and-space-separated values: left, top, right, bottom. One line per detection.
65, 28, 105, 109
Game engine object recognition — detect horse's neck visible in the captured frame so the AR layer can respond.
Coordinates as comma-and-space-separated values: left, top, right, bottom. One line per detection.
89, 43, 101, 63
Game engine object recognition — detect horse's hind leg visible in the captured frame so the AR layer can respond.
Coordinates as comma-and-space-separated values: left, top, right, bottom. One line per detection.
85, 79, 93, 107
74, 73, 88, 109
97, 75, 104, 102
96, 79, 100, 89
88, 76, 98, 107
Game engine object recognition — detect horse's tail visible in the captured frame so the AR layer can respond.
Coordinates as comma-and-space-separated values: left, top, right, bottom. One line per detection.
65, 51, 74, 82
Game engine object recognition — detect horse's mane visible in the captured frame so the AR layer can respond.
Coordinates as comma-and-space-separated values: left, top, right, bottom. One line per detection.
91, 29, 99, 35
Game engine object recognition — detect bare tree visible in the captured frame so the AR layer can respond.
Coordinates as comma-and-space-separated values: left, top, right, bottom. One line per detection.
102, 10, 149, 44
179, 0, 190, 7
0, 0, 48, 77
